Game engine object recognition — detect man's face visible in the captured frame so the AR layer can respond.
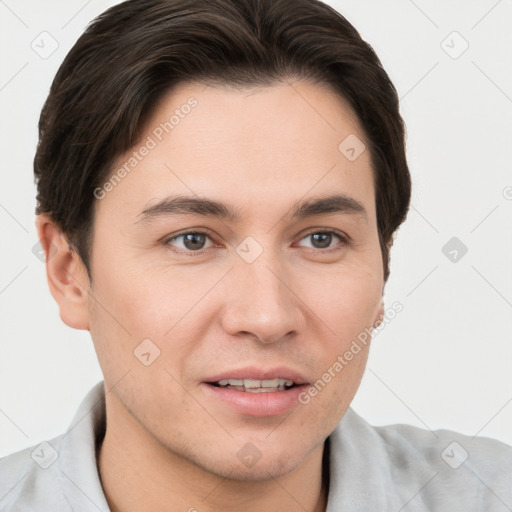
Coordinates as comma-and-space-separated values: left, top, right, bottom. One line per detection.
86, 80, 384, 479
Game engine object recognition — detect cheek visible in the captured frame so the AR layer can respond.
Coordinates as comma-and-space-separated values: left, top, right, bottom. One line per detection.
86, 251, 164, 377
90, 247, 175, 332
296, 274, 377, 431
302, 257, 382, 338
87, 255, 223, 371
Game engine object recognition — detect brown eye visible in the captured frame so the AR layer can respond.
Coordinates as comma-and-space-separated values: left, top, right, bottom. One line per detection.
297, 231, 346, 251
166, 232, 213, 252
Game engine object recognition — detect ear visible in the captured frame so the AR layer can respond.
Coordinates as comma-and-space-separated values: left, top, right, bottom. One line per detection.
35, 214, 90, 330
372, 297, 385, 329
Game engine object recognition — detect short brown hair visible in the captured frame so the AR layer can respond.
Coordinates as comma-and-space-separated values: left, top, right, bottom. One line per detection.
34, 0, 411, 282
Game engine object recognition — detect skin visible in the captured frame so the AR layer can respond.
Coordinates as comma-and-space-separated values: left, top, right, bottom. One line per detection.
36, 79, 385, 512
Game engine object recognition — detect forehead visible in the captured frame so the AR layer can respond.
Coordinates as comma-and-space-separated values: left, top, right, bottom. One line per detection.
97, 79, 376, 224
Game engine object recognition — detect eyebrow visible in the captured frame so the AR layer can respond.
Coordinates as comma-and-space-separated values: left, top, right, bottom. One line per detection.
135, 193, 367, 224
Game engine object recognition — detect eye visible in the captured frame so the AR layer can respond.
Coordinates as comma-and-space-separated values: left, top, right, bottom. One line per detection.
164, 231, 215, 253
296, 230, 347, 251
163, 229, 348, 255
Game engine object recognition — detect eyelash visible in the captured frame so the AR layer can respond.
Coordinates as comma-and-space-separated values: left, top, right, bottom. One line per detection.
163, 228, 349, 255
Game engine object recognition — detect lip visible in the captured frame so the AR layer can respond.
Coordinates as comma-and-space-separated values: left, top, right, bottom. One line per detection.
201, 366, 310, 417
201, 382, 309, 417
203, 366, 309, 386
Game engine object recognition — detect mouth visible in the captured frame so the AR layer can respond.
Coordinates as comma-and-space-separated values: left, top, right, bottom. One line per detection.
201, 367, 309, 417
208, 378, 297, 393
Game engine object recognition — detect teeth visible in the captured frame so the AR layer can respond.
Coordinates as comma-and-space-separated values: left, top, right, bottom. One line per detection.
245, 378, 266, 388
216, 378, 295, 391
218, 379, 243, 386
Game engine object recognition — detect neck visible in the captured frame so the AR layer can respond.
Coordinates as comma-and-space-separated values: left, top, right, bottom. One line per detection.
97, 397, 330, 512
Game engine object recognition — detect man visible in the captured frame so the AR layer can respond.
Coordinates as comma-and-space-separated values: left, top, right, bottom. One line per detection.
1, 0, 510, 510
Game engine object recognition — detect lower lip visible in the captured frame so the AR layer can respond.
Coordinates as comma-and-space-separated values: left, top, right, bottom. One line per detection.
201, 383, 309, 417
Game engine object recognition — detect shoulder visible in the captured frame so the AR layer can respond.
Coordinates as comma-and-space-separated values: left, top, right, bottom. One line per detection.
0, 382, 108, 512
328, 408, 512, 511
0, 435, 71, 511
374, 416, 512, 475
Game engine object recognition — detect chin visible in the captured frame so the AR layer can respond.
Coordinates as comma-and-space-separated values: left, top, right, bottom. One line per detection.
211, 454, 305, 482
180, 439, 309, 482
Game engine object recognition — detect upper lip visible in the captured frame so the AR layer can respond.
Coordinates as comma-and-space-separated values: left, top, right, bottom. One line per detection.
203, 366, 309, 385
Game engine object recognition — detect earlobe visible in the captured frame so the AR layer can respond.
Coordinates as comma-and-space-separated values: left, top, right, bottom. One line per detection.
35, 215, 90, 331
373, 298, 385, 329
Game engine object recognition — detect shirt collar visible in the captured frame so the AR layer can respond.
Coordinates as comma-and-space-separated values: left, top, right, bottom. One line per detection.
56, 380, 110, 512
326, 407, 391, 510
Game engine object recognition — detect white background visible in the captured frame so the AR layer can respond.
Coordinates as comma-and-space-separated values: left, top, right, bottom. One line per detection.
0, 0, 511, 458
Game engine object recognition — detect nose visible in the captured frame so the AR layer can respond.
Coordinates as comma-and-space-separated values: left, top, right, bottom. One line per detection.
220, 251, 305, 345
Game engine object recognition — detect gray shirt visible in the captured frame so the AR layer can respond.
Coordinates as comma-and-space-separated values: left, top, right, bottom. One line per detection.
1, 381, 511, 511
